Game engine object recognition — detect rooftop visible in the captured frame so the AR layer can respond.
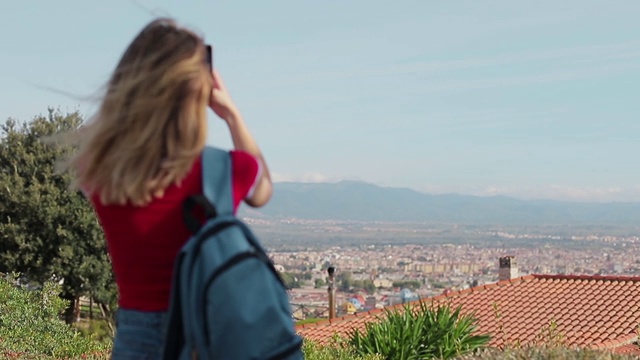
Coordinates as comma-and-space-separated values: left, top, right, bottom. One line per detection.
297, 274, 640, 355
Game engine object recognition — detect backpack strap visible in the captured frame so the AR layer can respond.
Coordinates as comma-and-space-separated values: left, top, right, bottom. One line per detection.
201, 146, 234, 216
164, 147, 233, 360
182, 147, 233, 234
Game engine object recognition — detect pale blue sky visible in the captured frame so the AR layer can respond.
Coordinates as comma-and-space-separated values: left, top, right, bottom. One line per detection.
1, 1, 639, 202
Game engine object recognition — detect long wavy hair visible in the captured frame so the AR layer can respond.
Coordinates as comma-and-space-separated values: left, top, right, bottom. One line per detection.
63, 18, 212, 206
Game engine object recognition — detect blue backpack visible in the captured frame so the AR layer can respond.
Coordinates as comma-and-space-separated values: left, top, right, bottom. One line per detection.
162, 146, 303, 360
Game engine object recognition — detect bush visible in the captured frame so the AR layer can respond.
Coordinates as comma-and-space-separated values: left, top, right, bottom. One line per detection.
349, 302, 490, 359
303, 340, 383, 360
75, 318, 114, 344
0, 275, 109, 359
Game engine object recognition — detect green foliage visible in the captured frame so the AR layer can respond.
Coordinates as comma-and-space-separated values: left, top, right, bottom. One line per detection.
362, 279, 376, 294
345, 279, 377, 294
0, 275, 109, 358
454, 347, 640, 359
0, 110, 116, 315
392, 280, 422, 290
278, 271, 302, 289
532, 318, 565, 348
349, 302, 490, 360
295, 317, 324, 326
303, 341, 383, 360
75, 318, 115, 344
338, 271, 354, 291
336, 271, 377, 293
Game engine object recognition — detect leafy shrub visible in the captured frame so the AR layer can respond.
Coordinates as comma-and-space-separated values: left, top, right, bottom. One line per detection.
74, 317, 114, 345
349, 302, 490, 359
303, 340, 383, 360
0, 275, 109, 358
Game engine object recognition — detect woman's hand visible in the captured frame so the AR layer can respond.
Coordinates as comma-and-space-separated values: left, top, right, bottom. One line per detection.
209, 70, 239, 122
207, 69, 273, 207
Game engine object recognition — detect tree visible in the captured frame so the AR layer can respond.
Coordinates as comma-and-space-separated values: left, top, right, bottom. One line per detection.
392, 280, 422, 290
362, 280, 376, 294
0, 109, 116, 323
337, 271, 353, 292
278, 271, 301, 289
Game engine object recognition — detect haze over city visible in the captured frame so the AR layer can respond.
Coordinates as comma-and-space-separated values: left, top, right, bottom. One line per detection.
1, 0, 639, 202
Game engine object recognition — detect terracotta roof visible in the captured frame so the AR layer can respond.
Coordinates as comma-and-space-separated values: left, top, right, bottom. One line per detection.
297, 274, 640, 354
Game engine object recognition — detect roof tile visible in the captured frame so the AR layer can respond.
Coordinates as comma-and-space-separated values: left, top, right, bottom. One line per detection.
298, 274, 640, 353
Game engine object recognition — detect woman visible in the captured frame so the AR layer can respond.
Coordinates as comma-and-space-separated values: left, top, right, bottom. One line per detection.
64, 18, 272, 358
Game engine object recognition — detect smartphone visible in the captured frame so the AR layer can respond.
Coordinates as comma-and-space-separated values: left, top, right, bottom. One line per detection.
205, 44, 213, 71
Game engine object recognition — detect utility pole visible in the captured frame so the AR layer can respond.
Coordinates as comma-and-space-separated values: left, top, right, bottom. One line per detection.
327, 266, 336, 319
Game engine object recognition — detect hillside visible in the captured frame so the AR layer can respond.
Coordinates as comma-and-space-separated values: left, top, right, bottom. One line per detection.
239, 181, 640, 226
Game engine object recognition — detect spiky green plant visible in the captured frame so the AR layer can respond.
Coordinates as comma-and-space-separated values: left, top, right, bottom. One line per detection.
348, 301, 490, 360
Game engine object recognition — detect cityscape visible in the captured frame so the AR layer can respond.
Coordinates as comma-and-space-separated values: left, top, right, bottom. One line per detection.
253, 217, 640, 321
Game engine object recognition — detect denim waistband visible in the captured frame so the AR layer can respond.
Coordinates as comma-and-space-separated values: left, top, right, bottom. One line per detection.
116, 308, 168, 327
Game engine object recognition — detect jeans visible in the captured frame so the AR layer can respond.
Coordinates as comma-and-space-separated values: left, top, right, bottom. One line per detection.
112, 308, 168, 360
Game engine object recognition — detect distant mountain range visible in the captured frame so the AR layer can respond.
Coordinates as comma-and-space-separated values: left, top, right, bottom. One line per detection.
238, 181, 640, 226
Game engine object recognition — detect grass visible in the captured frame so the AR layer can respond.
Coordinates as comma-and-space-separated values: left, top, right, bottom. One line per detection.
296, 317, 325, 326
4, 346, 639, 360
454, 347, 640, 359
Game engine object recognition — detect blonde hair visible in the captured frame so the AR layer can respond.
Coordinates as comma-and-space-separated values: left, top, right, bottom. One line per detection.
65, 18, 212, 206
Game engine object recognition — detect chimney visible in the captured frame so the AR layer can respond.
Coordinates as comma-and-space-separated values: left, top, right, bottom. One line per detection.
498, 256, 518, 281
327, 266, 336, 319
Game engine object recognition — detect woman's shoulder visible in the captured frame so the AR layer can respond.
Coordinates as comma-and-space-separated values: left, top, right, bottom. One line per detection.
230, 150, 259, 180
230, 150, 258, 165
229, 150, 260, 202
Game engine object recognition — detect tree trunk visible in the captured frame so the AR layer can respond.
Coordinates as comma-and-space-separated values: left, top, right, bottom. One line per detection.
99, 302, 115, 336
62, 294, 80, 324
89, 297, 93, 319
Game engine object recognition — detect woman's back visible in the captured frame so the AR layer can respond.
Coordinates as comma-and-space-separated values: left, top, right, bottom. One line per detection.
60, 17, 274, 358
92, 151, 259, 311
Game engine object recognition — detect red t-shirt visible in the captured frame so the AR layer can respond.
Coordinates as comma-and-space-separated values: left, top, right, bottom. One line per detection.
90, 150, 260, 311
